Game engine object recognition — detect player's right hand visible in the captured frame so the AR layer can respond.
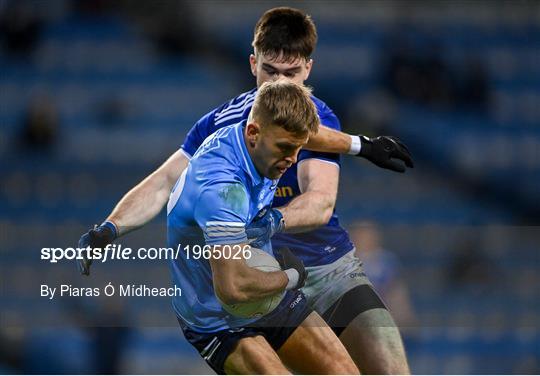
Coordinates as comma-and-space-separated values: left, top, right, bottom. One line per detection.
358, 135, 414, 173
246, 207, 285, 249
277, 247, 308, 290
77, 221, 117, 276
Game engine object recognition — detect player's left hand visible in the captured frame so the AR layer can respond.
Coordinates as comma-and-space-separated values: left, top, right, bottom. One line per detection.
77, 221, 117, 276
358, 135, 414, 173
276, 247, 308, 290
246, 207, 285, 248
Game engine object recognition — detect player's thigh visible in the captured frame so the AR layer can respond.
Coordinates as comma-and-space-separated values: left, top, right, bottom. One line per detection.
339, 307, 410, 375
224, 335, 290, 375
307, 251, 409, 374
277, 311, 359, 375
302, 250, 369, 316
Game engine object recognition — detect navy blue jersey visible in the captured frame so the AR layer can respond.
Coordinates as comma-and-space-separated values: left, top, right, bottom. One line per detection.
181, 88, 354, 266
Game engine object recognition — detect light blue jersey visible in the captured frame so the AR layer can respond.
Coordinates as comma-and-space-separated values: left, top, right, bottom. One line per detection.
167, 121, 278, 333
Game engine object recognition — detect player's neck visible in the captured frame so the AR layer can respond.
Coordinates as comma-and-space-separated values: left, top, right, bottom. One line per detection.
242, 129, 265, 179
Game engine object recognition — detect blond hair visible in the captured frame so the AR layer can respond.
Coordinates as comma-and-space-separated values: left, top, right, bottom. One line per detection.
250, 80, 319, 137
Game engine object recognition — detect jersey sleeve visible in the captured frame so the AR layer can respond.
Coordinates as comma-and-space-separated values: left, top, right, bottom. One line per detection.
181, 110, 218, 158
298, 104, 342, 166
181, 90, 257, 157
194, 180, 250, 245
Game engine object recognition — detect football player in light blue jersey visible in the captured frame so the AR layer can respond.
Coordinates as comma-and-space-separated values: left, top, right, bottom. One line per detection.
78, 6, 412, 375
165, 81, 358, 374
166, 122, 279, 332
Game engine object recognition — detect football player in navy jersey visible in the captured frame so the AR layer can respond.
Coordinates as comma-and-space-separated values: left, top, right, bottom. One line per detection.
78, 6, 412, 374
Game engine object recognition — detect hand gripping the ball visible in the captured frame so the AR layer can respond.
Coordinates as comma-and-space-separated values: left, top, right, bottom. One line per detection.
246, 207, 285, 249
277, 247, 308, 290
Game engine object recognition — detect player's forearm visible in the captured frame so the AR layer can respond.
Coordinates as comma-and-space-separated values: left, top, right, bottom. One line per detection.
215, 272, 287, 304
107, 150, 188, 236
232, 268, 288, 303
107, 173, 172, 235
278, 191, 335, 233
211, 248, 288, 305
305, 124, 352, 154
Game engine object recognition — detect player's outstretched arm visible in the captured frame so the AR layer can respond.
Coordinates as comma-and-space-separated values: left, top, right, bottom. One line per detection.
304, 125, 352, 154
209, 244, 306, 304
306, 125, 414, 173
107, 149, 188, 235
77, 149, 188, 275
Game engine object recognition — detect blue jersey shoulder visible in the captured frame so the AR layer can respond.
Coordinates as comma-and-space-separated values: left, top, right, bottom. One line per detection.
311, 96, 338, 128
181, 89, 257, 157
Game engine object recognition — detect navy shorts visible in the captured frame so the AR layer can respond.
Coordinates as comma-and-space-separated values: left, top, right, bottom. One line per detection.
178, 290, 311, 374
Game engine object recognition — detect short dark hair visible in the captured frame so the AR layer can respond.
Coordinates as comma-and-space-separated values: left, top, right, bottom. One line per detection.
252, 7, 317, 62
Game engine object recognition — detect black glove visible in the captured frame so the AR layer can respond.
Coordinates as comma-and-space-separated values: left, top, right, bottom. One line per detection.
358, 135, 414, 173
77, 221, 117, 276
277, 247, 308, 290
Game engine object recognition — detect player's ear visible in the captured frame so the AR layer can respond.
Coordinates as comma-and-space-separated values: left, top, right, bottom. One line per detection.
304, 58, 313, 80
245, 122, 260, 147
249, 54, 257, 77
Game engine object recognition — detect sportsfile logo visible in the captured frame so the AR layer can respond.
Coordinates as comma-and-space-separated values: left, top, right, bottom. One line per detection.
40, 244, 184, 263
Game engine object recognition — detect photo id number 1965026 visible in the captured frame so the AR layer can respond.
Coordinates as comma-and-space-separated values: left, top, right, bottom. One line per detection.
185, 244, 252, 260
